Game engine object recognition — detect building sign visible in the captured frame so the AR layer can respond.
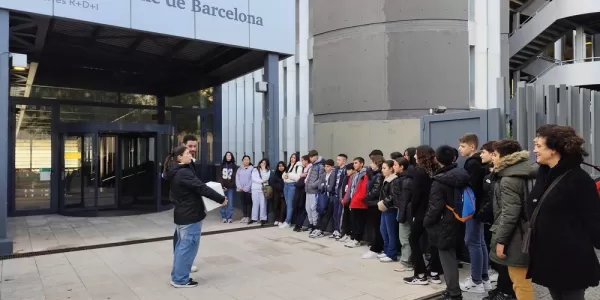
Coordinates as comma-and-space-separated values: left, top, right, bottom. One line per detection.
0, 0, 295, 54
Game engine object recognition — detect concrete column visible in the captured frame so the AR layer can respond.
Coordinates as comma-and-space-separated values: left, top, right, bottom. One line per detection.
573, 27, 585, 61
512, 12, 521, 32
554, 39, 563, 60
212, 85, 222, 166
0, 9, 13, 255
263, 53, 280, 164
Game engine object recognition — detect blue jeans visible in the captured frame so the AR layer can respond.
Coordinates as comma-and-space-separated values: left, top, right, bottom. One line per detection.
380, 209, 399, 261
465, 218, 489, 283
220, 188, 235, 220
171, 222, 202, 285
283, 183, 296, 223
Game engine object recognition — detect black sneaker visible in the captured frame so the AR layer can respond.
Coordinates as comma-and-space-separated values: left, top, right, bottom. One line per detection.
429, 273, 442, 284
403, 275, 429, 285
171, 279, 198, 288
248, 220, 256, 225
260, 220, 267, 226
293, 226, 301, 232
436, 291, 462, 300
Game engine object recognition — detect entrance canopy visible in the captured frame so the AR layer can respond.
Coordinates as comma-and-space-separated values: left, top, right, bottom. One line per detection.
3, 0, 294, 96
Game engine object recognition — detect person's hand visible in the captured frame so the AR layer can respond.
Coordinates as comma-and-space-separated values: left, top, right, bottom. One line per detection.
263, 179, 268, 183
283, 174, 288, 179
221, 198, 228, 206
496, 243, 506, 259
223, 187, 227, 192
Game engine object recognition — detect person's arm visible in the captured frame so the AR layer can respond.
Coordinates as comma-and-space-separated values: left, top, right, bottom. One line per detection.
235, 168, 242, 190
352, 177, 369, 204
495, 177, 523, 245
578, 176, 600, 249
423, 181, 445, 228
287, 164, 301, 181
410, 171, 424, 219
179, 168, 226, 204
251, 168, 263, 184
465, 159, 485, 200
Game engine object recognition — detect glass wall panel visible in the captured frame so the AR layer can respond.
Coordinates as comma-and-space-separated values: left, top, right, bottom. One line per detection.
60, 105, 157, 123
173, 112, 201, 161
166, 88, 214, 108
14, 105, 52, 211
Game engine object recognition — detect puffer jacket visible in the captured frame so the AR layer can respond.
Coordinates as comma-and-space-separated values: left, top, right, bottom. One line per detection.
166, 163, 226, 225
379, 174, 399, 209
396, 172, 414, 223
489, 150, 537, 268
305, 157, 325, 194
365, 169, 383, 207
476, 166, 495, 224
424, 164, 469, 250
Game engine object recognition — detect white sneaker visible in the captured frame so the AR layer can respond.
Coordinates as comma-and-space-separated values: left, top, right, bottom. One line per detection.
488, 269, 499, 283
345, 240, 360, 248
330, 230, 340, 238
312, 230, 325, 238
274, 221, 279, 226
377, 253, 387, 259
483, 279, 493, 291
278, 222, 291, 229
379, 256, 393, 263
240, 217, 248, 223
190, 265, 198, 273
309, 229, 320, 238
460, 277, 486, 293
338, 235, 350, 243
361, 251, 380, 259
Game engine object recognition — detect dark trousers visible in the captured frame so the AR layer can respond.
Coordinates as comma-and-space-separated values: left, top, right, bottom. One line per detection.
241, 191, 252, 218
317, 196, 335, 232
367, 207, 384, 253
350, 208, 368, 242
272, 190, 286, 223
548, 288, 586, 300
410, 219, 428, 275
496, 265, 516, 296
341, 205, 352, 236
456, 222, 468, 262
293, 192, 307, 227
332, 197, 343, 232
439, 248, 461, 297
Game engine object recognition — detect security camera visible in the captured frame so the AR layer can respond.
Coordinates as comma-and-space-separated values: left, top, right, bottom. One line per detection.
429, 106, 447, 115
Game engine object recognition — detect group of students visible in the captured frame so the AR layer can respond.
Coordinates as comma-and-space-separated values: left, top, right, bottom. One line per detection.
218, 125, 600, 300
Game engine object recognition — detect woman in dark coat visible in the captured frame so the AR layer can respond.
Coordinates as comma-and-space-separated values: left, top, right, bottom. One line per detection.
270, 161, 286, 225
527, 124, 600, 300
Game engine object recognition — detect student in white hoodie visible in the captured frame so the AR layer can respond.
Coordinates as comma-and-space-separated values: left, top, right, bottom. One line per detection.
280, 152, 303, 228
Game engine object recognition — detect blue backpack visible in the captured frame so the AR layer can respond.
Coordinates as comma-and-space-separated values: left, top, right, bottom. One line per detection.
446, 186, 476, 223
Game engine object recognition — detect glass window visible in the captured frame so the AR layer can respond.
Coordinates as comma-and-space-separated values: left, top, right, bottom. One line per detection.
166, 88, 214, 108
60, 105, 157, 123
14, 105, 52, 211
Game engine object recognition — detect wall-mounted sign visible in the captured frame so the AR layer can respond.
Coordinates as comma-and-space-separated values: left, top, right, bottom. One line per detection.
39, 168, 51, 181
0, 0, 295, 55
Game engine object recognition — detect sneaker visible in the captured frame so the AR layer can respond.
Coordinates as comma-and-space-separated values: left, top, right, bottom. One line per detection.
377, 253, 387, 259
345, 240, 360, 248
293, 226, 301, 232
436, 291, 462, 300
308, 229, 318, 238
394, 262, 414, 272
361, 251, 380, 259
248, 220, 256, 225
403, 275, 429, 285
312, 230, 325, 238
278, 222, 291, 229
227, 219, 233, 223
429, 273, 442, 284
460, 277, 485, 293
260, 220, 267, 226
190, 265, 198, 273
483, 292, 516, 300
330, 230, 340, 238
240, 217, 248, 223
488, 269, 499, 283
274, 221, 279, 226
483, 279, 493, 291
222, 219, 227, 223
380, 256, 394, 263
171, 279, 198, 288
338, 235, 350, 243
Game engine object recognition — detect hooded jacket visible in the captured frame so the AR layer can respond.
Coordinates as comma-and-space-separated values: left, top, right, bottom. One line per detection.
489, 150, 537, 267
464, 152, 486, 214
424, 164, 470, 250
525, 155, 600, 290
408, 166, 433, 221
396, 172, 414, 223
379, 174, 399, 209
305, 156, 325, 194
166, 163, 226, 225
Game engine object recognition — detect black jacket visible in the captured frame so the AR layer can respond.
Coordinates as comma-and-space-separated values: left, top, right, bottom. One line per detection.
269, 171, 284, 192
424, 164, 469, 250
526, 156, 600, 290
166, 163, 226, 225
396, 172, 414, 224
334, 166, 347, 199
464, 153, 486, 213
476, 166, 495, 223
365, 169, 383, 207
380, 174, 400, 209
408, 166, 433, 221
218, 162, 238, 189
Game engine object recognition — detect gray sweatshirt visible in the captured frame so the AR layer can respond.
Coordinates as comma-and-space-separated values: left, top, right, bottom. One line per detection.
235, 165, 254, 192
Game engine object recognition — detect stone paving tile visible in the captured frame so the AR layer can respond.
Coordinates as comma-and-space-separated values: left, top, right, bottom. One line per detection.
7, 208, 249, 253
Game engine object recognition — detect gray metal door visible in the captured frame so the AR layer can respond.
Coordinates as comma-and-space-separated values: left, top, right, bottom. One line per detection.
421, 109, 502, 166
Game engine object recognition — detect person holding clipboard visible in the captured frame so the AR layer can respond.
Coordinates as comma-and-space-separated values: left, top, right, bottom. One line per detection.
164, 146, 228, 288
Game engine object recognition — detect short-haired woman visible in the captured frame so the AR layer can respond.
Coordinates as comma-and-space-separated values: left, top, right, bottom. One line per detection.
164, 146, 228, 288
527, 125, 600, 300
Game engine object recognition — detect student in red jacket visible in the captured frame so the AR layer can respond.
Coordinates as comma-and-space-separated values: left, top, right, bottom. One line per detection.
345, 157, 369, 248
596, 180, 600, 196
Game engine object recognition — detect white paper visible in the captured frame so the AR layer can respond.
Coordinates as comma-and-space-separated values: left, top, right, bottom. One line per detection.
203, 181, 225, 212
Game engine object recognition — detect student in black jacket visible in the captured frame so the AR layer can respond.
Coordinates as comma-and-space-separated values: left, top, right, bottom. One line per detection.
393, 157, 414, 270
164, 146, 227, 288
362, 155, 385, 259
270, 161, 286, 225
425, 145, 470, 300
377, 160, 401, 262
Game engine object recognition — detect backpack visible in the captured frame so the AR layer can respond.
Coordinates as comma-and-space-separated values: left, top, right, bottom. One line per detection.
446, 186, 477, 223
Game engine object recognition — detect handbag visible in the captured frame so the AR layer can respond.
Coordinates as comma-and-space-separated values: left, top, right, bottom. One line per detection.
521, 170, 570, 254
257, 169, 273, 200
